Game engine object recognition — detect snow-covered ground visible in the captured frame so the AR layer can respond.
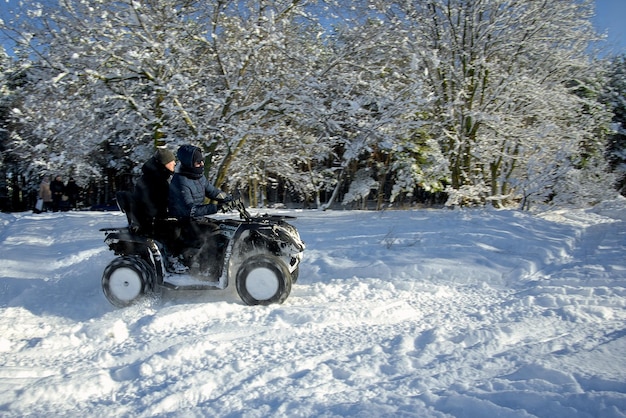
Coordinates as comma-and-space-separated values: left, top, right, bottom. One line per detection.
1, 200, 625, 417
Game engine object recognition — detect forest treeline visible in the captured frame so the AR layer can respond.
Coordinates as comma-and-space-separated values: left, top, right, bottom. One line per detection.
0, 0, 625, 211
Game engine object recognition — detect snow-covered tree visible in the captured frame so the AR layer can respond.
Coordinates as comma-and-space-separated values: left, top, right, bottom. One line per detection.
279, 4, 436, 209
0, 0, 618, 209
377, 0, 610, 207
0, 46, 12, 174
1, 0, 319, 191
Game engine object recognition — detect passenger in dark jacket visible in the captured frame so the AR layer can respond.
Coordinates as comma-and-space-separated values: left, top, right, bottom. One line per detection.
133, 148, 176, 231
169, 144, 231, 219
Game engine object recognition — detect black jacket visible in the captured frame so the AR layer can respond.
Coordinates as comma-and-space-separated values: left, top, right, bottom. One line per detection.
50, 179, 65, 200
133, 156, 172, 228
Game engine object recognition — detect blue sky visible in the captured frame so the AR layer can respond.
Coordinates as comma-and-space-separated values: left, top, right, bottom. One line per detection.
593, 0, 626, 55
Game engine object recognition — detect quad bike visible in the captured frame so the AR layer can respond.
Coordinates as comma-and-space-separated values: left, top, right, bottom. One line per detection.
99, 192, 305, 307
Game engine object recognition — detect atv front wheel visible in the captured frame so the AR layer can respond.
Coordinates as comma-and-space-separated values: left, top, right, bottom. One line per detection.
236, 254, 292, 305
291, 265, 299, 284
102, 256, 154, 307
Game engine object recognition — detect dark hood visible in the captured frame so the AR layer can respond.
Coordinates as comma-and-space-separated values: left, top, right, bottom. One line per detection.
176, 144, 204, 179
176, 145, 200, 167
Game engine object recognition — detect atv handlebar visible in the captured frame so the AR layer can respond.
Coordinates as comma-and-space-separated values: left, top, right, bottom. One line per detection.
219, 194, 251, 221
233, 197, 251, 220
219, 192, 296, 223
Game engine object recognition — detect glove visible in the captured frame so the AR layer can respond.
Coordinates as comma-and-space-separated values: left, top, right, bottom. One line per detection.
216, 192, 233, 203
219, 199, 236, 212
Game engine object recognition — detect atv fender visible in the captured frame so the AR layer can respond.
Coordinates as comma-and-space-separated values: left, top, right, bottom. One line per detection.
103, 231, 166, 285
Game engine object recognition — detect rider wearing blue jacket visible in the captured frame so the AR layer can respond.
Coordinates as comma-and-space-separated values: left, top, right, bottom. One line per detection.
169, 144, 231, 218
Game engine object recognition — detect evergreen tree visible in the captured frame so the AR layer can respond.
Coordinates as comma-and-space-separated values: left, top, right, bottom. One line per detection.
602, 55, 626, 195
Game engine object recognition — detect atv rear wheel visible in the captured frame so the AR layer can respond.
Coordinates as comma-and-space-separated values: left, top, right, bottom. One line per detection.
236, 254, 292, 305
102, 256, 154, 307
